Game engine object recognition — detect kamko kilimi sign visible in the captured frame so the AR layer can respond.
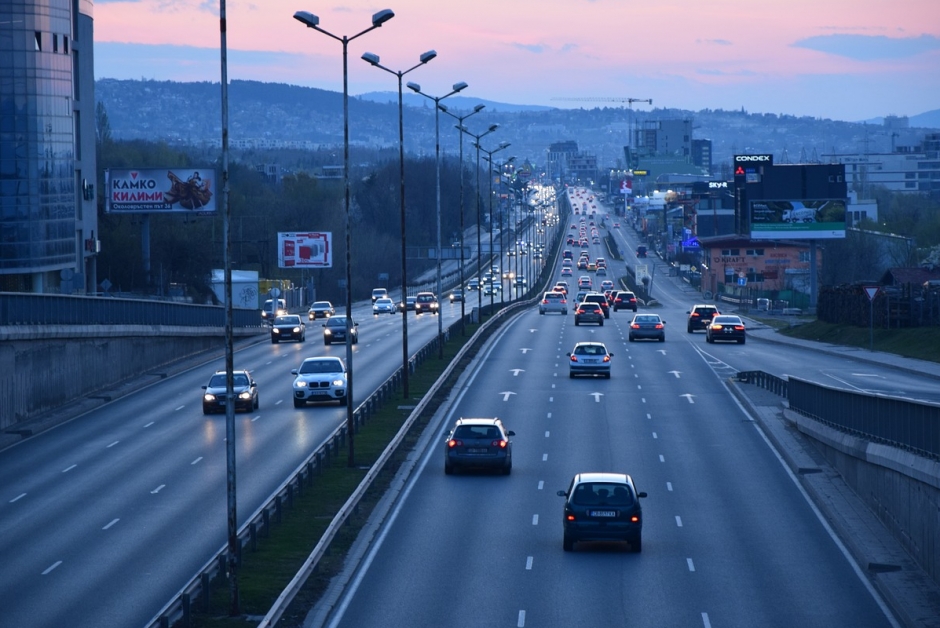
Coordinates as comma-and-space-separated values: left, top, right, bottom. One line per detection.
106, 168, 217, 214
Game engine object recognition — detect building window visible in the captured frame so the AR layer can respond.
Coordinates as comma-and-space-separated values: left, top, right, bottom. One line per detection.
721, 249, 740, 256
53, 34, 59, 53
63, 37, 69, 54
35, 32, 42, 51
746, 249, 764, 256
799, 251, 810, 262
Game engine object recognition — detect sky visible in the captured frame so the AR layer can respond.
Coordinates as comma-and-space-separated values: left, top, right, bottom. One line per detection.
92, 0, 940, 122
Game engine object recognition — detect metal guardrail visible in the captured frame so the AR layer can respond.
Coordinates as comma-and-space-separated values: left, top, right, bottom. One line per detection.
0, 292, 262, 327
735, 370, 939, 460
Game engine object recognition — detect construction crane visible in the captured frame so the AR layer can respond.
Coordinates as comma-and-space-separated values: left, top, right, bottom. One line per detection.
551, 97, 653, 107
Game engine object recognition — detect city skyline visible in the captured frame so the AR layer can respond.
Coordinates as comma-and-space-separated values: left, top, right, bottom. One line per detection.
93, 0, 940, 123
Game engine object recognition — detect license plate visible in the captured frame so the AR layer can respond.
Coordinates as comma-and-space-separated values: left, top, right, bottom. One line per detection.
590, 510, 617, 517
467, 448, 487, 454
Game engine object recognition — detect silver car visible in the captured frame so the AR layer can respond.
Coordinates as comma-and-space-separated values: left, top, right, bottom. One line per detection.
567, 342, 613, 379
291, 357, 348, 407
539, 291, 567, 315
372, 297, 397, 314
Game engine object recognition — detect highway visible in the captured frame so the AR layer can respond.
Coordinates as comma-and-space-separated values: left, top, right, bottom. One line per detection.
324, 188, 902, 628
0, 294, 469, 628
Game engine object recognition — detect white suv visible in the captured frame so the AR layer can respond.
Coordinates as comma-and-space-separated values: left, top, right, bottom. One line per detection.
291, 357, 348, 407
539, 291, 568, 315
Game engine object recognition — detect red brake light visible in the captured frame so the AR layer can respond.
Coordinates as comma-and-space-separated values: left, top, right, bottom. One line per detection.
493, 439, 508, 448
603, 355, 611, 362
655, 323, 664, 329
561, 299, 566, 304
631, 323, 640, 329
691, 312, 700, 317
735, 325, 745, 330
448, 439, 462, 448
566, 514, 576, 522
570, 355, 578, 362
630, 515, 640, 523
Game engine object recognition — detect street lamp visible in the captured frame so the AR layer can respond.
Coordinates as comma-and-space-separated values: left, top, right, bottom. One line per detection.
475, 141, 511, 311
294, 8, 395, 467
361, 49, 435, 399
457, 123, 499, 315
439, 103, 485, 334
407, 80, 468, 359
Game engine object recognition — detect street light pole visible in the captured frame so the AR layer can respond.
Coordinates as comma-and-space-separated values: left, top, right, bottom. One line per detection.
407, 81, 468, 359
361, 49, 435, 399
476, 142, 511, 312
294, 8, 395, 467
439, 103, 485, 335
457, 124, 499, 317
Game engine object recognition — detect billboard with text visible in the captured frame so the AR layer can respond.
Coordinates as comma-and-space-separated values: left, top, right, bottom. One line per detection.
107, 168, 216, 214
749, 199, 846, 240
278, 232, 332, 268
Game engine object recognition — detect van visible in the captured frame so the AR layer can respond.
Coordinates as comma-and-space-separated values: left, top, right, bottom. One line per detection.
262, 298, 287, 323
371, 288, 388, 303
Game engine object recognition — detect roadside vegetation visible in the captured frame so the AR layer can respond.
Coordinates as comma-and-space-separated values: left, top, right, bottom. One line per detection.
777, 319, 940, 364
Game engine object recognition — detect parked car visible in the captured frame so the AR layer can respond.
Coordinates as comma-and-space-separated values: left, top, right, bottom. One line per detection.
443, 417, 515, 475
371, 288, 388, 303
291, 357, 347, 407
539, 291, 568, 315
613, 291, 637, 312
372, 297, 397, 315
270, 314, 306, 343
556, 472, 646, 552
307, 301, 335, 320
574, 301, 605, 326
202, 370, 258, 414
567, 341, 613, 377
705, 315, 746, 344
322, 316, 359, 345
687, 304, 720, 333
415, 292, 439, 315
629, 314, 666, 342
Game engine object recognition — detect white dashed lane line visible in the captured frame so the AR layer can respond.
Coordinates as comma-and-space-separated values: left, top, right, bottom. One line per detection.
102, 518, 119, 530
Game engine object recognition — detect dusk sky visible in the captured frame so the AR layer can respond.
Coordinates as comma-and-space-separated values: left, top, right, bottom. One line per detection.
93, 0, 940, 122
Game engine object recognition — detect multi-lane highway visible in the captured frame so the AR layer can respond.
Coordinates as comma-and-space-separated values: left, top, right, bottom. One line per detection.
322, 188, 904, 628
0, 295, 473, 628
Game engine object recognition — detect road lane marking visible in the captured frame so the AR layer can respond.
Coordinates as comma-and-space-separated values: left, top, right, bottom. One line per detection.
175, 405, 185, 412
590, 392, 603, 402
702, 612, 712, 628
652, 432, 658, 439
252, 415, 261, 422
538, 481, 544, 490
545, 430, 550, 436
659, 455, 665, 462
62, 464, 77, 473
107, 441, 119, 448
667, 482, 673, 491
10, 493, 26, 503
526, 556, 533, 570
518, 610, 526, 627
275, 399, 283, 405
42, 561, 62, 575
151, 484, 166, 494
687, 558, 695, 572
532, 514, 539, 525
191, 457, 203, 465
499, 392, 516, 401
103, 518, 119, 530
647, 413, 652, 419
681, 393, 695, 404
511, 369, 524, 376
144, 421, 154, 428
542, 454, 548, 461
676, 516, 683, 527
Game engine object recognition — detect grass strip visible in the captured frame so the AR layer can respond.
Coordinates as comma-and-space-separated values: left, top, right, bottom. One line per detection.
191, 322, 487, 627
778, 319, 940, 364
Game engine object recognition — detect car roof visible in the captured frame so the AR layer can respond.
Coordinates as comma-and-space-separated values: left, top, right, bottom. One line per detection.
312, 301, 332, 307
573, 472, 631, 484
573, 341, 607, 349
454, 417, 502, 427
713, 315, 742, 322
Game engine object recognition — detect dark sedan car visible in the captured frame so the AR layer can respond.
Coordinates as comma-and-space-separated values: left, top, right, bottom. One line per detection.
628, 314, 665, 342
271, 315, 306, 343
557, 472, 647, 552
706, 315, 746, 344
323, 316, 359, 345
444, 417, 515, 475
574, 301, 605, 326
613, 290, 638, 312
202, 370, 259, 414
687, 304, 720, 332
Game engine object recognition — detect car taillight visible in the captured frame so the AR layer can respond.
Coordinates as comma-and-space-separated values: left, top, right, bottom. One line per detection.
577, 308, 585, 314
629, 298, 636, 303
570, 355, 578, 362
655, 323, 663, 329
566, 514, 576, 522
561, 299, 567, 304
603, 355, 611, 362
711, 324, 722, 330
630, 515, 640, 523
734, 325, 745, 330
542, 299, 548, 304
448, 439, 462, 448
493, 439, 508, 448
691, 312, 700, 317
631, 323, 640, 329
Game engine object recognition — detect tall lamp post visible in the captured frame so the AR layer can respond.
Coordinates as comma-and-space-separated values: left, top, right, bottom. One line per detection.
361, 49, 435, 399
294, 8, 395, 467
439, 103, 486, 335
407, 80, 468, 359
458, 124, 499, 315
476, 142, 511, 311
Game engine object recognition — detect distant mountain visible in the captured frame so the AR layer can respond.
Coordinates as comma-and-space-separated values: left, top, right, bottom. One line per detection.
911, 109, 940, 128
356, 91, 555, 113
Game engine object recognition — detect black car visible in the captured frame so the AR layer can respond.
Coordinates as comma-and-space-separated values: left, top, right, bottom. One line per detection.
629, 314, 665, 342
323, 316, 359, 345
270, 314, 306, 343
687, 304, 720, 333
444, 417, 515, 475
705, 315, 746, 344
574, 301, 605, 326
613, 290, 638, 312
580, 292, 610, 318
202, 370, 259, 414
557, 472, 647, 552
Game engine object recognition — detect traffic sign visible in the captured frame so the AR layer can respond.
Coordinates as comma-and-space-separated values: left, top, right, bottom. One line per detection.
863, 286, 879, 301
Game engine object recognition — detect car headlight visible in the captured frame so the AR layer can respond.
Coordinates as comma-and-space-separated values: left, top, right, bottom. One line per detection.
204, 394, 216, 402
332, 379, 345, 387
293, 326, 301, 333
238, 391, 252, 400
324, 329, 332, 335
295, 380, 307, 388
273, 328, 280, 334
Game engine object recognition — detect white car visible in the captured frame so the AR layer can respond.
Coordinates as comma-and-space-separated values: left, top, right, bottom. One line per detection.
373, 297, 397, 314
292, 357, 348, 407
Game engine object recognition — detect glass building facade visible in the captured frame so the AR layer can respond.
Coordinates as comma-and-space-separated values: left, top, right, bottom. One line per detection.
0, 0, 97, 293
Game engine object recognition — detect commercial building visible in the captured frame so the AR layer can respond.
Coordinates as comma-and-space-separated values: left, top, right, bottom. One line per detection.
0, 0, 98, 293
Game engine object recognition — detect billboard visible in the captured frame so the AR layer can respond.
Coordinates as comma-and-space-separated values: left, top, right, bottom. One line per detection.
278, 232, 332, 268
749, 199, 846, 240
107, 168, 216, 214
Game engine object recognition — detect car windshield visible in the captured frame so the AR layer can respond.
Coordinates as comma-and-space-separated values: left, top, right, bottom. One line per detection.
574, 344, 606, 355
326, 317, 348, 327
714, 316, 742, 324
275, 316, 301, 325
209, 373, 249, 388
572, 482, 634, 506
299, 359, 344, 374
417, 295, 435, 302
454, 425, 501, 440
312, 302, 331, 309
636, 316, 660, 323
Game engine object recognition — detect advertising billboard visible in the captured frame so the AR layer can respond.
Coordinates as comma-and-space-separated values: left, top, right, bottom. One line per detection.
278, 232, 332, 268
107, 168, 217, 214
749, 199, 846, 240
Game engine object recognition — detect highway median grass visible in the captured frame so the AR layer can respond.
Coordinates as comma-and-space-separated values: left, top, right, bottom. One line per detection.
777, 319, 940, 364
194, 322, 484, 628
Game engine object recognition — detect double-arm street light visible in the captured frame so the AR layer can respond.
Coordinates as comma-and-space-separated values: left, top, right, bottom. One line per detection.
294, 8, 395, 466
361, 49, 435, 398
406, 81, 467, 359
458, 124, 499, 315
475, 142, 511, 311
439, 103, 485, 334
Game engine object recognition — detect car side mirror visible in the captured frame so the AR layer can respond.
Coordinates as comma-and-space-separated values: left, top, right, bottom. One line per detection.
290, 369, 298, 375
201, 385, 207, 390
566, 352, 571, 356
609, 353, 614, 357
355, 322, 359, 327
638, 491, 648, 498
506, 430, 515, 437
556, 490, 568, 497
